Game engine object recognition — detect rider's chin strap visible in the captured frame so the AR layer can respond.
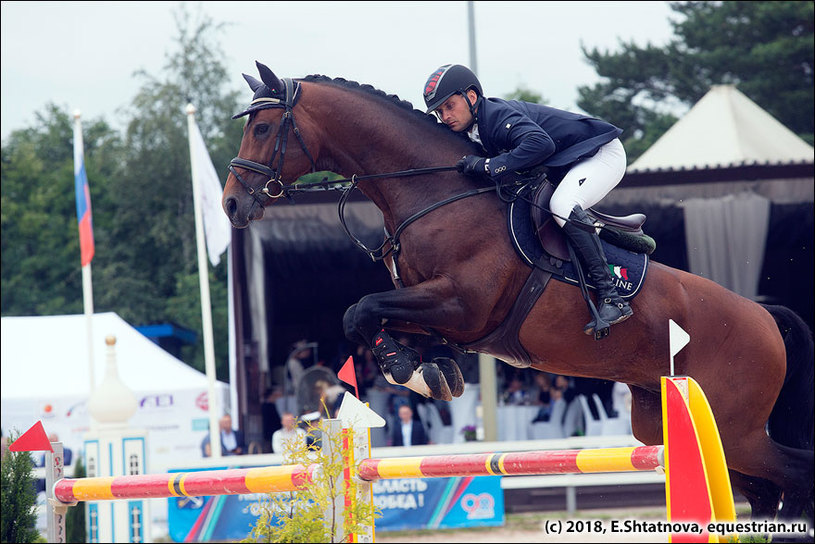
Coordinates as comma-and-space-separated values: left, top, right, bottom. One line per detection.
461, 92, 480, 132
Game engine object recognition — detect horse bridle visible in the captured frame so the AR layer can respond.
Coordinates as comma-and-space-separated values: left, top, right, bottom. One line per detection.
226, 78, 542, 264
228, 78, 318, 208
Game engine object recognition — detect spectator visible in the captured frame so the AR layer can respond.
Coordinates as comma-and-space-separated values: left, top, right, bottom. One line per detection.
201, 414, 246, 457
391, 404, 428, 447
301, 411, 323, 451
554, 375, 577, 403
502, 375, 532, 405
285, 340, 316, 397
261, 387, 283, 453
532, 373, 555, 422
272, 412, 307, 458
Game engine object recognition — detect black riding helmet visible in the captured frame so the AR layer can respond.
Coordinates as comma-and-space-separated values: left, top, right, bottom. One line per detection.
423, 64, 483, 114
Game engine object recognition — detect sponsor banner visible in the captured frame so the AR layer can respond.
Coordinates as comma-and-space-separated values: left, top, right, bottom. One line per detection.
167, 470, 503, 541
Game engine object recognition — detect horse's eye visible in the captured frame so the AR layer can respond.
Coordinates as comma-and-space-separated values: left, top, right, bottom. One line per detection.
253, 123, 272, 138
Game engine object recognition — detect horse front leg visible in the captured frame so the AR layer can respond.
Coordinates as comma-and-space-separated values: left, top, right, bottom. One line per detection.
343, 279, 467, 401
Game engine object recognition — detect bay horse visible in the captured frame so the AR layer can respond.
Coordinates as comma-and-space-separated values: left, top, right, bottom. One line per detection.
222, 62, 813, 526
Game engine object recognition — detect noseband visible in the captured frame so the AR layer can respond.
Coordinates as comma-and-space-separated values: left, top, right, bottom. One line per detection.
228, 78, 317, 206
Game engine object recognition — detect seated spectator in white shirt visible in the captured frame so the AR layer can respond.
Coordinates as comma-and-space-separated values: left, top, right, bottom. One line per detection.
272, 412, 307, 458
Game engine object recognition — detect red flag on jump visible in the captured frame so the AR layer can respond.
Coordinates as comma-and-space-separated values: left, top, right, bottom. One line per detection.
8, 421, 53, 453
338, 356, 359, 398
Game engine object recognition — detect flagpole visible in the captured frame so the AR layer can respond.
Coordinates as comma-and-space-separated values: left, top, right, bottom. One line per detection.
186, 103, 222, 459
73, 110, 96, 394
227, 247, 239, 430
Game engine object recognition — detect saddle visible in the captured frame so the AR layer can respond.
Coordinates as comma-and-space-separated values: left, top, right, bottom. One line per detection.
506, 174, 653, 298
460, 173, 654, 367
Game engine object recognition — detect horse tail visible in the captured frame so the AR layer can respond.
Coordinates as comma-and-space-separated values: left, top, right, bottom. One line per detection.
763, 304, 814, 451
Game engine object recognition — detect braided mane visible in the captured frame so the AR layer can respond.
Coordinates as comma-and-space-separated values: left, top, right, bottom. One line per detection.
301, 74, 454, 136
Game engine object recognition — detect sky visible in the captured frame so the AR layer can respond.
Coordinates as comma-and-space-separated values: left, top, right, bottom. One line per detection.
0, 1, 678, 141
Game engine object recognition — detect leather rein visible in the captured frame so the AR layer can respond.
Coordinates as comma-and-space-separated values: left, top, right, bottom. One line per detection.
227, 77, 496, 264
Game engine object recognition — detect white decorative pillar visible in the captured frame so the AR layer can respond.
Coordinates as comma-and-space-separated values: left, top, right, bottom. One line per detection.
84, 335, 150, 543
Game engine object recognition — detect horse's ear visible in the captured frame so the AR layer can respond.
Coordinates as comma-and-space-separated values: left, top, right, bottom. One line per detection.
242, 73, 264, 92
255, 61, 284, 94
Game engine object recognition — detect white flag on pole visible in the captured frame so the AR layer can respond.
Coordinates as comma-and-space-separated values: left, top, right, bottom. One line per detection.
190, 119, 231, 266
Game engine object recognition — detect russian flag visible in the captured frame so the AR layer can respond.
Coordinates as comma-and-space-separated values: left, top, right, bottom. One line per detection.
73, 113, 95, 266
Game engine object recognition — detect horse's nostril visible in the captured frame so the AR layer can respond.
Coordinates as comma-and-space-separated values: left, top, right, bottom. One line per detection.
225, 197, 237, 217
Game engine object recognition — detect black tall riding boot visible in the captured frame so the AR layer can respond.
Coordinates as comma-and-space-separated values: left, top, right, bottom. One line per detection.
562, 206, 633, 335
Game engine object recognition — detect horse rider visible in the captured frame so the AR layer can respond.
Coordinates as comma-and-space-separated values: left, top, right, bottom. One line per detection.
423, 63, 633, 336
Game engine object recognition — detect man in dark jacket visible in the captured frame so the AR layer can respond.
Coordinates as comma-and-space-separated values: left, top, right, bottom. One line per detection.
391, 404, 429, 447
201, 414, 247, 457
423, 64, 633, 336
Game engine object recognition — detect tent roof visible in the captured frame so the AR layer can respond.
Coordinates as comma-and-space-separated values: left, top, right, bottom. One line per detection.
1, 312, 219, 399
628, 84, 814, 173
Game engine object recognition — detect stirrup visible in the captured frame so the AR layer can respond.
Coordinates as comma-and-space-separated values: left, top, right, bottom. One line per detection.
583, 298, 633, 336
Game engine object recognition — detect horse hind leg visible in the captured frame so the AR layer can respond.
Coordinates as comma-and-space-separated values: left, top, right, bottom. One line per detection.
628, 385, 663, 445
728, 470, 781, 521
629, 385, 813, 526
725, 431, 814, 525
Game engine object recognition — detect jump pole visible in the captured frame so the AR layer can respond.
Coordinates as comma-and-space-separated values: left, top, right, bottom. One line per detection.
41, 376, 733, 542
341, 375, 734, 543
53, 464, 321, 503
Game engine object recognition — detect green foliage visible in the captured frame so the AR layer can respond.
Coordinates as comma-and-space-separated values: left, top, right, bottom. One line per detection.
503, 87, 547, 105
0, 4, 238, 378
65, 455, 86, 543
577, 1, 814, 160
0, 434, 40, 543
244, 419, 380, 543
0, 106, 121, 316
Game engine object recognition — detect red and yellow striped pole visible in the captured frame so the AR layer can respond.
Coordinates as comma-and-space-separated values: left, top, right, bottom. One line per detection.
53, 464, 318, 503
357, 445, 662, 482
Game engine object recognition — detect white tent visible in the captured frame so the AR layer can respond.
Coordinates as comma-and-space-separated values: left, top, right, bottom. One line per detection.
1, 312, 229, 471
629, 84, 814, 172
622, 85, 813, 301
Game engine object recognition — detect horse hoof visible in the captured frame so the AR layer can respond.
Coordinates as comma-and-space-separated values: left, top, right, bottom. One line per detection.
389, 361, 415, 384
432, 357, 465, 397
382, 368, 434, 398
418, 362, 453, 402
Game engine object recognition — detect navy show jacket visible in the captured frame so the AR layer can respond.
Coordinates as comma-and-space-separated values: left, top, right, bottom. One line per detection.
472, 97, 623, 177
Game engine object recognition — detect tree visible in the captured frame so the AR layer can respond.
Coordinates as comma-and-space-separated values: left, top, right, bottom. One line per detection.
102, 3, 242, 376
1, 106, 121, 316
503, 86, 547, 105
1, 4, 240, 379
65, 456, 85, 543
0, 437, 40, 544
577, 1, 814, 161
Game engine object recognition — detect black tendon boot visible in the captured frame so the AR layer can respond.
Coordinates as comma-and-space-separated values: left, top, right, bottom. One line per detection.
562, 206, 633, 335
370, 330, 417, 384
370, 330, 464, 401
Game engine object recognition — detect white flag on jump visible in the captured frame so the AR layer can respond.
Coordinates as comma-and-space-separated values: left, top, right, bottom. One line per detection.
190, 119, 231, 266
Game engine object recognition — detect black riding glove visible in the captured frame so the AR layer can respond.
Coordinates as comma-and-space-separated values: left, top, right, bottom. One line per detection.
456, 155, 489, 178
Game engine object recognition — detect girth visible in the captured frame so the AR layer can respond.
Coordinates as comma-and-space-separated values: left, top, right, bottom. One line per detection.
459, 264, 552, 369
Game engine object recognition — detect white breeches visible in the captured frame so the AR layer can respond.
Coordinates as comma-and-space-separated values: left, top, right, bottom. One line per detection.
549, 138, 627, 227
